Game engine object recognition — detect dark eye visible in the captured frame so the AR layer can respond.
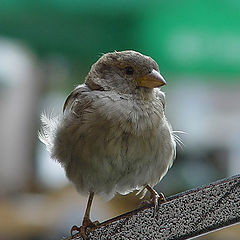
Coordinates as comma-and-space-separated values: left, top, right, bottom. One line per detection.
125, 66, 134, 75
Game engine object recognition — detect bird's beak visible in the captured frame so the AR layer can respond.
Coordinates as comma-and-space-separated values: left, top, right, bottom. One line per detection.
137, 69, 166, 88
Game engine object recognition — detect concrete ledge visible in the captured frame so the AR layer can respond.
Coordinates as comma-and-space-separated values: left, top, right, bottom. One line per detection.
67, 174, 240, 240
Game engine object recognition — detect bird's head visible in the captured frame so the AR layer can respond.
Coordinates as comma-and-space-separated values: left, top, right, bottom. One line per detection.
85, 50, 166, 94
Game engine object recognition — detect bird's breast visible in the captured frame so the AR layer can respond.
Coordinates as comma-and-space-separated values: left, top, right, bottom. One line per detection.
54, 93, 175, 197
90, 93, 165, 136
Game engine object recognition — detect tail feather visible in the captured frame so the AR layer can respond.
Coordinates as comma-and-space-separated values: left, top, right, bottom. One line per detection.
38, 112, 59, 153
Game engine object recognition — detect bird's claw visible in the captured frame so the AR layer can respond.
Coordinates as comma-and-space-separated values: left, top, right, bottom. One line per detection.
70, 225, 90, 240
145, 185, 166, 217
158, 192, 166, 203
70, 225, 81, 238
70, 219, 99, 239
152, 191, 166, 216
152, 191, 166, 206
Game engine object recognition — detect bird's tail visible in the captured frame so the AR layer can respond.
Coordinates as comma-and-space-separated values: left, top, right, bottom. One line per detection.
38, 111, 59, 153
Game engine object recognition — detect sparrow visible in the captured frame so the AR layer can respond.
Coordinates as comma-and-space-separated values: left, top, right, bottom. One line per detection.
39, 50, 176, 238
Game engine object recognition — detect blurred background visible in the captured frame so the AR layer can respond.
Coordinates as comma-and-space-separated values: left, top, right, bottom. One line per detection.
0, 0, 239, 239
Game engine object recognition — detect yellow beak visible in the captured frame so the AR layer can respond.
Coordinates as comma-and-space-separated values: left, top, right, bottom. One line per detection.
138, 69, 166, 88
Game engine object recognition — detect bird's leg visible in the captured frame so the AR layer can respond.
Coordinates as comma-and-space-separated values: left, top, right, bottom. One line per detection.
71, 192, 97, 239
145, 185, 166, 215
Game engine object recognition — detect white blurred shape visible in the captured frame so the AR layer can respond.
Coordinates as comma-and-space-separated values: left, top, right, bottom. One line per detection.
0, 38, 40, 193
36, 143, 68, 188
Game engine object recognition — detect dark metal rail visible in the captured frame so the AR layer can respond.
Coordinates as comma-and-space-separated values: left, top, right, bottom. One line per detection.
67, 174, 240, 240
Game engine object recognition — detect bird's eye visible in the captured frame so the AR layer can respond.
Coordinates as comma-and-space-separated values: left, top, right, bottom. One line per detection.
125, 66, 134, 75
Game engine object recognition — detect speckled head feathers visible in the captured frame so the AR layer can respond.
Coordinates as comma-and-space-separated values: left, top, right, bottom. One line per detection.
85, 50, 163, 93
98, 50, 159, 72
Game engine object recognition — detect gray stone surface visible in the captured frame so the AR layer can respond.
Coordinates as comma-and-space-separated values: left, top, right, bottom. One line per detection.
67, 174, 240, 240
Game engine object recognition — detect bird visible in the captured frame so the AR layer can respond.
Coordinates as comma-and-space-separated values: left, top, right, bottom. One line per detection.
39, 50, 176, 238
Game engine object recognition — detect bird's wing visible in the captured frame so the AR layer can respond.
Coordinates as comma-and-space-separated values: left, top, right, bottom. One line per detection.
63, 84, 91, 113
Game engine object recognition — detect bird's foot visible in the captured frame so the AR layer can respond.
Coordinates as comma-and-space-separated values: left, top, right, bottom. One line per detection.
145, 185, 166, 217
152, 191, 166, 206
151, 191, 166, 216
70, 219, 99, 239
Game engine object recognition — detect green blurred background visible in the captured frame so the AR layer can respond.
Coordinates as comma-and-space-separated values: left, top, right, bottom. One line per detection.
1, 0, 240, 76
0, 0, 239, 239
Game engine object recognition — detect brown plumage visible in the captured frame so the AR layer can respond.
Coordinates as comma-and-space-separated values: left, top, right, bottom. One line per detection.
39, 50, 176, 238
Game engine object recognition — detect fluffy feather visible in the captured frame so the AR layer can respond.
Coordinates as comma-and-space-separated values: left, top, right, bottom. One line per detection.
39, 50, 176, 200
